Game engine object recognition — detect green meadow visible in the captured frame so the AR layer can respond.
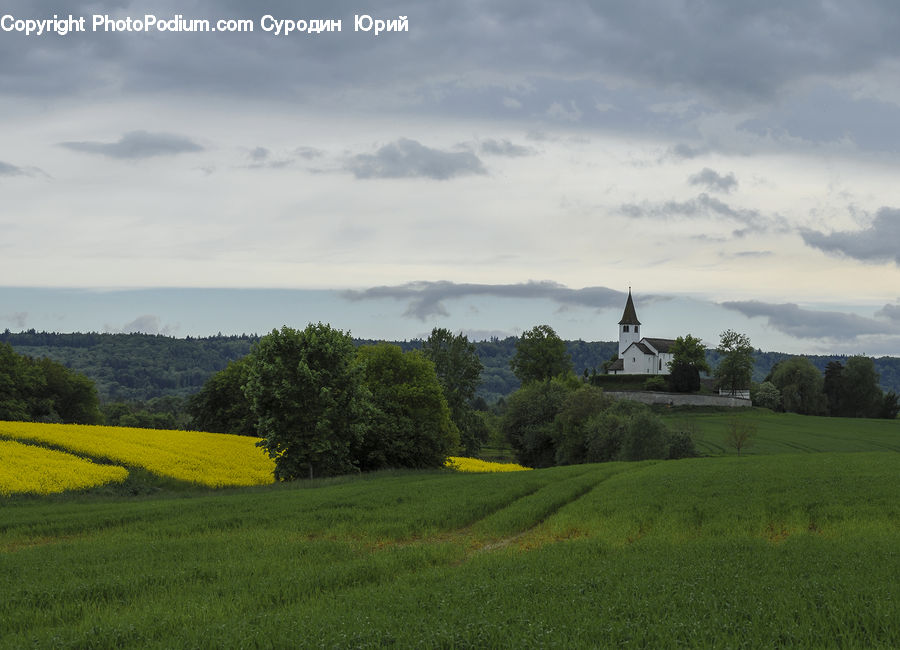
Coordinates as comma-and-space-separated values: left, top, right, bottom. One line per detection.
2, 411, 899, 648
660, 409, 900, 455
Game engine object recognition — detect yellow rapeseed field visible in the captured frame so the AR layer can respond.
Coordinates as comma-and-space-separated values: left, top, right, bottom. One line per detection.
0, 421, 275, 488
0, 438, 128, 496
445, 456, 531, 472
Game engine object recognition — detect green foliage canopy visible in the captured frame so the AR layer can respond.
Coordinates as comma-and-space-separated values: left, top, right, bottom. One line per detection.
245, 324, 369, 480
422, 328, 486, 454
355, 344, 458, 471
769, 357, 827, 415
509, 325, 573, 385
668, 334, 710, 373
714, 329, 753, 396
0, 342, 102, 424
751, 381, 782, 410
188, 357, 255, 436
502, 377, 694, 467
668, 334, 709, 393
840, 356, 883, 418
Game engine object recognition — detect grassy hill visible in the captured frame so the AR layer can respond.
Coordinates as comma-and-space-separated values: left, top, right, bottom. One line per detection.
2, 413, 899, 647
660, 409, 900, 455
3, 455, 898, 647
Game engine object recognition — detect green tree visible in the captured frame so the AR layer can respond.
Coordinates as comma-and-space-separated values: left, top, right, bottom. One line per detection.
355, 344, 458, 471
668, 334, 710, 373
0, 343, 43, 421
619, 408, 671, 461
188, 357, 256, 435
37, 358, 103, 424
667, 334, 710, 393
577, 400, 679, 463
510, 325, 573, 385
245, 324, 368, 480
501, 374, 578, 467
553, 385, 612, 465
0, 343, 101, 424
840, 356, 883, 418
769, 357, 826, 415
823, 361, 845, 416
751, 380, 782, 410
714, 330, 753, 396
422, 328, 485, 455
879, 391, 899, 419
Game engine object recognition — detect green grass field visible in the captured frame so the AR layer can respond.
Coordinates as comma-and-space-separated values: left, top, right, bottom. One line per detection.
2, 411, 899, 647
661, 408, 900, 455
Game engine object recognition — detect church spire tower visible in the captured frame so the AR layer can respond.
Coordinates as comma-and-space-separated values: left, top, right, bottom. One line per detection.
618, 287, 641, 358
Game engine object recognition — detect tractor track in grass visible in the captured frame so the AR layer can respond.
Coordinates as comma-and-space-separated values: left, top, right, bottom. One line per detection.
465, 463, 642, 554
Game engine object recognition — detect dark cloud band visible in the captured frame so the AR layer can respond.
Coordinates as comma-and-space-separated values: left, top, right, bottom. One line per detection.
345, 139, 486, 180
59, 130, 204, 159
343, 280, 626, 320
721, 300, 900, 341
800, 209, 900, 265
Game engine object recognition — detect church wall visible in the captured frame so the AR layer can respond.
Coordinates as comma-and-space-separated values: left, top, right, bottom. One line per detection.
622, 350, 673, 375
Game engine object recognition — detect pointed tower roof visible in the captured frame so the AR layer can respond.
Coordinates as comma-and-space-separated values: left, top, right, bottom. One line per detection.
618, 288, 641, 325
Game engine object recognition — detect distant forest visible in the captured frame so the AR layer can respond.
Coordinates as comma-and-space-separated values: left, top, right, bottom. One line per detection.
3, 330, 900, 405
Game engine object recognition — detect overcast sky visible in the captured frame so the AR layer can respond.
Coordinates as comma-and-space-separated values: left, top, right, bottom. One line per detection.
2, 1, 900, 355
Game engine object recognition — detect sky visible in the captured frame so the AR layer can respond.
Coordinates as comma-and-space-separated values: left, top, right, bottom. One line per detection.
2, 1, 900, 355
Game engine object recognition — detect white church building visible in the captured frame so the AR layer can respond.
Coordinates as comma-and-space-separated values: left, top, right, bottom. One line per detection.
607, 289, 676, 375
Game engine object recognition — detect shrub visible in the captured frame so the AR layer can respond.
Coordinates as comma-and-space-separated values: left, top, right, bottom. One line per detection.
644, 376, 667, 391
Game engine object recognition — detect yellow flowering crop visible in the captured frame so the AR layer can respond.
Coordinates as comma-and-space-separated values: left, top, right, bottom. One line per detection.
0, 439, 128, 496
445, 456, 531, 473
0, 421, 275, 488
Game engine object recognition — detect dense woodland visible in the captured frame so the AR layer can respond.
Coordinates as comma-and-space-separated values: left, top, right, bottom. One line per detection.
2, 329, 899, 432
4, 330, 899, 400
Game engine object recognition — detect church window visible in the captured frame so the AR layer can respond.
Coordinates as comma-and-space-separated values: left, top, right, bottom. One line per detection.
635, 326, 639, 334
623, 325, 629, 332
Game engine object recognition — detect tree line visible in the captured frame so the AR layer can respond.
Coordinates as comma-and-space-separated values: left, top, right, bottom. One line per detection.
496, 325, 698, 467
3, 329, 897, 439
197, 322, 697, 476
752, 356, 898, 418
191, 324, 486, 479
0, 343, 102, 424
5, 329, 900, 407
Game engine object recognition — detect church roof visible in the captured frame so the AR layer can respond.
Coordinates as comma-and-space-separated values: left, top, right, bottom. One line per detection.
618, 289, 641, 325
621, 341, 654, 356
643, 338, 676, 353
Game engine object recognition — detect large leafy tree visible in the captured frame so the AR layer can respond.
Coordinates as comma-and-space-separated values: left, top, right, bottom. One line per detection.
667, 334, 710, 393
769, 357, 826, 415
188, 357, 255, 435
422, 327, 485, 455
553, 385, 612, 465
0, 343, 45, 421
823, 361, 845, 416
510, 324, 573, 385
355, 344, 457, 471
501, 375, 577, 467
840, 356, 883, 418
0, 343, 101, 424
37, 358, 103, 424
245, 324, 368, 480
714, 329, 754, 396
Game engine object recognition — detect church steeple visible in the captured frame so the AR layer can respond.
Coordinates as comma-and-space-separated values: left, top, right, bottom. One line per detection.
618, 287, 641, 326
618, 288, 641, 358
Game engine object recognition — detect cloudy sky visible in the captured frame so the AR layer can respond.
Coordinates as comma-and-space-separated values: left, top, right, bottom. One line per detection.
2, 0, 900, 355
